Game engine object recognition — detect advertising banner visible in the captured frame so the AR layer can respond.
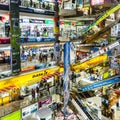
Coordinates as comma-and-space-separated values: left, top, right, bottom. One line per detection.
1, 110, 21, 120
81, 76, 120, 92
10, 0, 21, 74
22, 103, 38, 119
84, 3, 120, 33
63, 41, 70, 115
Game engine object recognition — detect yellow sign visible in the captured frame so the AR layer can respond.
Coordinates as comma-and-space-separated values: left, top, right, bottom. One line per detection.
72, 54, 107, 71
0, 66, 59, 89
84, 3, 120, 33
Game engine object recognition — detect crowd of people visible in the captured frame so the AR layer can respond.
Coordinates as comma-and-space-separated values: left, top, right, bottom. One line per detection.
21, 48, 54, 63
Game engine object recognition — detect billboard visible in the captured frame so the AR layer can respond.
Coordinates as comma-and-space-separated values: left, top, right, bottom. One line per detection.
1, 110, 21, 120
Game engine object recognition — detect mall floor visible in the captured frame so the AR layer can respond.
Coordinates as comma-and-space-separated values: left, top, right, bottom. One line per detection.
0, 57, 52, 72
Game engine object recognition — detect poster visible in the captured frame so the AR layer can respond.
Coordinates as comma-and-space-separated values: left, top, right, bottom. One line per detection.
10, 0, 21, 74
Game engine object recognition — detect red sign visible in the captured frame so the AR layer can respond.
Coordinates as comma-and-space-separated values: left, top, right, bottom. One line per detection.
72, 22, 76, 26
91, 0, 104, 5
60, 21, 64, 25
38, 97, 52, 108
0, 38, 10, 44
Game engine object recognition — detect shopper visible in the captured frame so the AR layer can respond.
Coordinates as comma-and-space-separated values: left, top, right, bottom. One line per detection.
36, 86, 40, 99
46, 83, 50, 95
51, 52, 54, 61
31, 89, 35, 102
39, 53, 42, 63
30, 0, 33, 7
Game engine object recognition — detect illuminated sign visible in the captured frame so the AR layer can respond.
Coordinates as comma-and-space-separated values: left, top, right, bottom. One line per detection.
91, 0, 104, 5
1, 110, 21, 120
0, 66, 59, 89
81, 77, 120, 92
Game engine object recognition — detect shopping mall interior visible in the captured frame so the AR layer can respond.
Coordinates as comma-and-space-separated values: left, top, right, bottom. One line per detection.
0, 0, 120, 120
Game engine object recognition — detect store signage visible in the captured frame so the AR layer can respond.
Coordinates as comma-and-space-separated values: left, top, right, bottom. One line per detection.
45, 20, 54, 24
108, 41, 119, 50
20, 37, 56, 43
29, 19, 45, 24
84, 3, 120, 33
10, 0, 21, 74
34, 9, 45, 14
22, 103, 38, 119
81, 77, 120, 92
1, 110, 21, 120
38, 97, 52, 108
91, 0, 104, 6
32, 72, 44, 78
0, 38, 10, 44
60, 21, 64, 25
76, 21, 84, 26
0, 66, 59, 89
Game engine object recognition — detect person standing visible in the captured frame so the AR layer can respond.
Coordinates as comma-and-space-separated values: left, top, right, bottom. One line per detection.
31, 89, 35, 102
36, 86, 40, 100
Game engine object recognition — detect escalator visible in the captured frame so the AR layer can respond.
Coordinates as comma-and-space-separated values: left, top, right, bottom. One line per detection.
73, 94, 101, 120
77, 91, 96, 99
86, 19, 120, 44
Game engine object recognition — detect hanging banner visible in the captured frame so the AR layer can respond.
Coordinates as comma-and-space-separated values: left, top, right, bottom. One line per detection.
84, 3, 120, 33
10, 0, 21, 74
63, 41, 70, 115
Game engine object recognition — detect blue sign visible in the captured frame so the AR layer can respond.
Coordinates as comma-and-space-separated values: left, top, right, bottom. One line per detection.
81, 76, 120, 92
63, 42, 70, 115
21, 37, 56, 43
